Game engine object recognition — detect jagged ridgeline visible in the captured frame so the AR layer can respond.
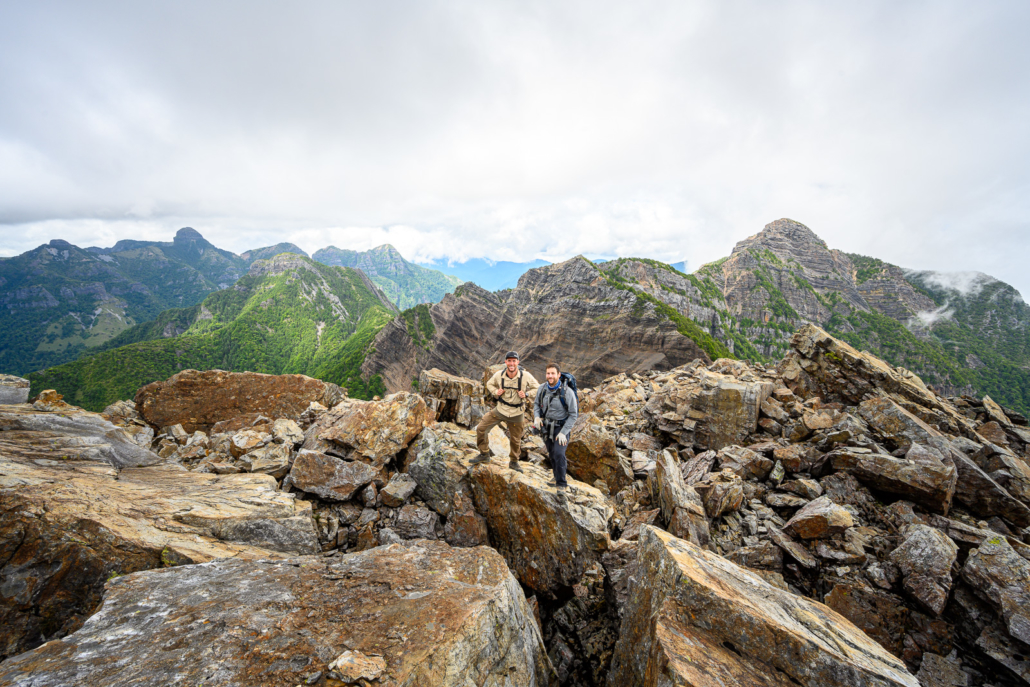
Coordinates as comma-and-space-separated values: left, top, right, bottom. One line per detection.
27, 254, 397, 410
312, 244, 462, 310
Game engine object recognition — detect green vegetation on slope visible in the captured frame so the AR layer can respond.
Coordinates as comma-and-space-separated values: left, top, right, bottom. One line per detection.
28, 256, 396, 410
313, 244, 462, 310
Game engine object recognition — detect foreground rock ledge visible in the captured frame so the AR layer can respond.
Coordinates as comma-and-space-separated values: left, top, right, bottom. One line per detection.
0, 541, 551, 687
607, 527, 918, 687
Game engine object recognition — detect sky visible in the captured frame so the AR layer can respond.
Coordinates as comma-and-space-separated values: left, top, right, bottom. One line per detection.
2, 1, 1029, 295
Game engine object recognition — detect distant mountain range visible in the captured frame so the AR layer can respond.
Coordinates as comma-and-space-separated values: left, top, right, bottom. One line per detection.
29, 254, 396, 409
415, 257, 551, 292
11, 219, 1030, 415
312, 244, 461, 310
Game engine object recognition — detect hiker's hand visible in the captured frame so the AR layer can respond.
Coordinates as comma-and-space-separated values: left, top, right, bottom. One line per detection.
557, 434, 568, 446
495, 388, 504, 396
518, 389, 526, 399
533, 417, 542, 429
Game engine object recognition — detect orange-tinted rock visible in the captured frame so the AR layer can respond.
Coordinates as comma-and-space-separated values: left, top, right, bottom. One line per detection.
319, 392, 427, 465
0, 542, 550, 687
135, 369, 344, 433
288, 451, 378, 501
830, 448, 957, 515
607, 527, 918, 686
566, 412, 634, 494
469, 461, 612, 598
784, 496, 854, 539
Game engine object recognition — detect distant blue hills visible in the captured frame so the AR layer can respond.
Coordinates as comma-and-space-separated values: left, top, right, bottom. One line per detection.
416, 258, 552, 292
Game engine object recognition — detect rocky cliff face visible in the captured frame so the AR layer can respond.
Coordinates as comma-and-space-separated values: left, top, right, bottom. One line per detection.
362, 256, 716, 392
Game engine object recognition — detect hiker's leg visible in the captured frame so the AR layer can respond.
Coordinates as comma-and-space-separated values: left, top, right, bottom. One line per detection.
476, 409, 502, 455
551, 438, 568, 487
507, 414, 524, 461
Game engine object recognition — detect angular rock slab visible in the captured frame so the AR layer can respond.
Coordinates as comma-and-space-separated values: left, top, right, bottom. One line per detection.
470, 461, 613, 598
319, 391, 427, 464
830, 449, 956, 515
566, 412, 634, 494
607, 526, 918, 687
288, 450, 378, 501
135, 368, 344, 433
0, 452, 315, 660
0, 541, 551, 687
961, 535, 1030, 646
889, 524, 957, 616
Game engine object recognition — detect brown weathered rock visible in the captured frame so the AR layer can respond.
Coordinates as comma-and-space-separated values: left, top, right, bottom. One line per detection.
768, 525, 818, 569
238, 441, 291, 479
948, 443, 1030, 528
0, 413, 317, 659
134, 369, 344, 433
0, 542, 550, 687
717, 444, 774, 481
780, 478, 824, 500
271, 418, 304, 447
470, 461, 613, 598
417, 368, 487, 428
823, 582, 912, 659
441, 488, 489, 547
393, 504, 440, 539
765, 492, 810, 508
830, 448, 957, 515
694, 469, 744, 518
773, 443, 808, 472
619, 508, 661, 541
406, 423, 477, 517
645, 364, 775, 450
288, 451, 378, 501
228, 428, 270, 457
380, 472, 417, 507
725, 540, 784, 571
961, 535, 1030, 645
607, 526, 918, 686
566, 412, 634, 493
650, 449, 710, 546
784, 496, 854, 539
889, 524, 958, 616
914, 652, 969, 687
859, 396, 942, 451
319, 391, 427, 464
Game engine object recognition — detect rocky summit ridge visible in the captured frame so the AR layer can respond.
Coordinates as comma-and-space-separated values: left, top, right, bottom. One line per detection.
2, 323, 1030, 685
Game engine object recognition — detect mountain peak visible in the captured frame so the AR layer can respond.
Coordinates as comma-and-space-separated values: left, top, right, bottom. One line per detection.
731, 219, 827, 257
174, 227, 205, 241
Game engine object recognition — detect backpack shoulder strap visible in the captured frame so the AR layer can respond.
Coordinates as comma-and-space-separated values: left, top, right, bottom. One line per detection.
558, 381, 569, 412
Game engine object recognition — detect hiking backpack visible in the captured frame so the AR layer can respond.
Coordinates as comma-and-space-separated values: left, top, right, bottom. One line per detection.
555, 372, 578, 412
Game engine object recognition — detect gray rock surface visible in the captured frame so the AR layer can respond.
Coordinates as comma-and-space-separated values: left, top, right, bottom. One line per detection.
0, 375, 30, 404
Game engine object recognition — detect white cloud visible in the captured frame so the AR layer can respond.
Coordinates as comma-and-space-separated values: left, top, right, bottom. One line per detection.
1, 1, 1029, 299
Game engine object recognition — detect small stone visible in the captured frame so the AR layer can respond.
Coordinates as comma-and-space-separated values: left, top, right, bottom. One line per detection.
229, 429, 271, 458
380, 473, 418, 507
272, 418, 305, 447
784, 496, 853, 539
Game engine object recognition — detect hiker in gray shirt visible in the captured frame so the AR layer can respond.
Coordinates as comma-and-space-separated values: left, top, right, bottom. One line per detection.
533, 361, 578, 498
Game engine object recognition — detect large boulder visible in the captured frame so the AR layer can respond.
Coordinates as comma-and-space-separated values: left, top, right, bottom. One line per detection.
318, 391, 427, 465
784, 496, 854, 539
134, 369, 344, 433
829, 448, 957, 514
418, 368, 487, 428
0, 541, 551, 686
889, 524, 958, 616
0, 374, 30, 404
0, 401, 163, 469
858, 396, 941, 451
0, 411, 317, 659
287, 450, 378, 501
607, 526, 918, 687
566, 412, 634, 493
470, 461, 613, 599
407, 423, 478, 517
645, 363, 775, 450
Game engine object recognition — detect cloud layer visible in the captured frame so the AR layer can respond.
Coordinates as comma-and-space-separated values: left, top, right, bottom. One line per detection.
2, 1, 1029, 294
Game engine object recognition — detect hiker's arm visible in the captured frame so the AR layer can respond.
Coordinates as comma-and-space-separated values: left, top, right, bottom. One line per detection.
559, 389, 579, 438
486, 372, 501, 396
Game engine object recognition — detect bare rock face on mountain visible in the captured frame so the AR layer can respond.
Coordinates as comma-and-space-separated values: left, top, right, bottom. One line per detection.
135, 369, 344, 433
607, 527, 918, 687
418, 368, 487, 427
362, 257, 713, 392
0, 402, 316, 660
0, 542, 550, 687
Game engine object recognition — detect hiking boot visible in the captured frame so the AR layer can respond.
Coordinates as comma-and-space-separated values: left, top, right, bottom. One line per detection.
508, 460, 524, 473
556, 487, 568, 505
468, 453, 491, 466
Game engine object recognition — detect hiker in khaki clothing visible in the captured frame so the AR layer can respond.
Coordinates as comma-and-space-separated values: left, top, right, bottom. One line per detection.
469, 351, 539, 472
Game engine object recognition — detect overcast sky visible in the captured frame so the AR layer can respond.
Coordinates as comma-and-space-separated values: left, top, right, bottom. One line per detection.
2, 1, 1029, 295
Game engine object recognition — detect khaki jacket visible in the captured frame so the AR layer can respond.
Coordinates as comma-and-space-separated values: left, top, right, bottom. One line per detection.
486, 368, 540, 418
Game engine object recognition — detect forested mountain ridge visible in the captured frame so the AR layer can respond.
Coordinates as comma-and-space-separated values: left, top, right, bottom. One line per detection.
27, 254, 397, 410
313, 244, 462, 310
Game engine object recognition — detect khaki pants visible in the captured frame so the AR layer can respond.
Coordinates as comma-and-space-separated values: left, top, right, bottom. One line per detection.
476, 409, 524, 461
